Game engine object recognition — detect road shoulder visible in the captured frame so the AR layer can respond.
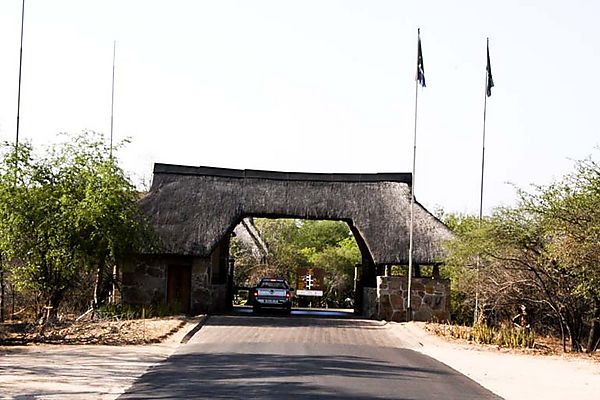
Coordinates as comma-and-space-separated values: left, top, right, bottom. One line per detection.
0, 317, 204, 399
387, 321, 600, 400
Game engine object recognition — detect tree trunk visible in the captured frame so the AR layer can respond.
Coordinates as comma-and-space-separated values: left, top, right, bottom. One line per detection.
0, 267, 4, 323
0, 254, 5, 322
41, 290, 63, 326
559, 316, 567, 353
565, 312, 584, 352
587, 300, 600, 353
93, 266, 103, 309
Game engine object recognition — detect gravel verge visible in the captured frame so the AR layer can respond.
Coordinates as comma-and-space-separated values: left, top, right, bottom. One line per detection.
387, 321, 600, 400
0, 317, 204, 399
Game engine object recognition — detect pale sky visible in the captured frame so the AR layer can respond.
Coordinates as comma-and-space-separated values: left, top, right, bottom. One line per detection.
0, 0, 598, 215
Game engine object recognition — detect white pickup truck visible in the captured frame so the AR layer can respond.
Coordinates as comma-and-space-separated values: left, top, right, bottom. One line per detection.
251, 278, 293, 313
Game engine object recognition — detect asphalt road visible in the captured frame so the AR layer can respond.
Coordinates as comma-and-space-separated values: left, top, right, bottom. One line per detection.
120, 312, 501, 399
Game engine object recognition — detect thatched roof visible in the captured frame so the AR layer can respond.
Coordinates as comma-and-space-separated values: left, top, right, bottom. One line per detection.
139, 163, 452, 264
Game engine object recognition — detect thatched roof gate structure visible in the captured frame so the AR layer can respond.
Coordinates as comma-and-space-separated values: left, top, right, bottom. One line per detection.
139, 163, 451, 265
123, 163, 452, 319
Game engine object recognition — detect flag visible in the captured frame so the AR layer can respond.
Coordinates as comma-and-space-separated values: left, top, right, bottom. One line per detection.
416, 30, 426, 87
486, 40, 494, 97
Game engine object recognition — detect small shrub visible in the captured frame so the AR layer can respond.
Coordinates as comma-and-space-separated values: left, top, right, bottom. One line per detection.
448, 324, 472, 340
496, 323, 535, 348
472, 323, 496, 344
433, 322, 535, 349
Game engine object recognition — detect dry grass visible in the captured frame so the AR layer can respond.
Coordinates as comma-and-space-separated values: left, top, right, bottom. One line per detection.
426, 322, 600, 361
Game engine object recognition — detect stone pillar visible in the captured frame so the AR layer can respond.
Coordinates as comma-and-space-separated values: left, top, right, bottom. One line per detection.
190, 256, 211, 314
374, 275, 451, 322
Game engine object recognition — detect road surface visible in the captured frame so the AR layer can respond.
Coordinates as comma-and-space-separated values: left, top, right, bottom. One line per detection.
120, 312, 500, 399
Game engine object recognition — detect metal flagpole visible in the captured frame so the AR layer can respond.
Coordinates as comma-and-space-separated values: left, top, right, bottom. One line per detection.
3, 0, 26, 323
110, 40, 116, 159
407, 78, 418, 322
15, 0, 26, 152
475, 38, 492, 324
408, 28, 424, 322
474, 92, 487, 324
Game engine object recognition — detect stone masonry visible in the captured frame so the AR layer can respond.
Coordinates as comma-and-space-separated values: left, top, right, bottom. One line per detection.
374, 276, 450, 322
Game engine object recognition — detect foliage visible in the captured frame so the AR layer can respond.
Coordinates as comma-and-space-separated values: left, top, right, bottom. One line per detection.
306, 237, 360, 306
231, 219, 361, 306
0, 132, 151, 321
442, 152, 600, 352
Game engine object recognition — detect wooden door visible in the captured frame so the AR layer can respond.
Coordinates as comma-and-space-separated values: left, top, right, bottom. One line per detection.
167, 265, 191, 314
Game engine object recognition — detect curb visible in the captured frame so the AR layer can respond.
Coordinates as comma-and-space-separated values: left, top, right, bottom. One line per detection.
180, 315, 210, 344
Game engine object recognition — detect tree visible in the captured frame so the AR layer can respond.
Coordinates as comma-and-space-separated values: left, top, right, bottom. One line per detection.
443, 152, 600, 352
307, 237, 360, 307
231, 218, 361, 306
0, 132, 150, 321
520, 156, 600, 352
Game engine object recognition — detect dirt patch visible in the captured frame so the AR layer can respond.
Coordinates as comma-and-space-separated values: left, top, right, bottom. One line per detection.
0, 316, 189, 346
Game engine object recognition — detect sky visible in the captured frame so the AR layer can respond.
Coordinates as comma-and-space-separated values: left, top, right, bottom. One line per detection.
0, 0, 598, 215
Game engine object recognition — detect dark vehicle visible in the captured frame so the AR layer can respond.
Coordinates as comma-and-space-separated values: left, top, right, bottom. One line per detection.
251, 278, 293, 313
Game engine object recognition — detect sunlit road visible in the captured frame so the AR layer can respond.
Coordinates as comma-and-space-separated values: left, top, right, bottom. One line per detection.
120, 311, 500, 399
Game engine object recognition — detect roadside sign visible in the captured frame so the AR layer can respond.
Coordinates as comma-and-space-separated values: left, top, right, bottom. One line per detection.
296, 289, 323, 296
296, 267, 324, 297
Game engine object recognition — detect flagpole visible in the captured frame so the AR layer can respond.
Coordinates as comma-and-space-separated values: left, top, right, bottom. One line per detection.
407, 81, 417, 322
15, 0, 26, 152
110, 40, 116, 159
475, 38, 491, 324
408, 28, 422, 322
3, 0, 26, 323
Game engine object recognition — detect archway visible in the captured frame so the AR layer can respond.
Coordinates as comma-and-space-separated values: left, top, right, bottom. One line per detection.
123, 163, 452, 320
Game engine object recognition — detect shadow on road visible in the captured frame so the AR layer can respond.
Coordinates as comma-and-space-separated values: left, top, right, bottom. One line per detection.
232, 305, 356, 318
207, 313, 385, 331
118, 348, 458, 399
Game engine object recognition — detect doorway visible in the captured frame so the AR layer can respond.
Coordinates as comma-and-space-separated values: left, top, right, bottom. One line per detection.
167, 264, 191, 313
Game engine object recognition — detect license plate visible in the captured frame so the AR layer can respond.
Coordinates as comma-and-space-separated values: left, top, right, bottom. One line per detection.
263, 299, 278, 304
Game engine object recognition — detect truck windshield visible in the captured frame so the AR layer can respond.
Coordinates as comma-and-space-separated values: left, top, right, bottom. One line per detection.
258, 281, 288, 289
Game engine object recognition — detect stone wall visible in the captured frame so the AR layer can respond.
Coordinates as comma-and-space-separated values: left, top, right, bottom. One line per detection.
190, 256, 212, 314
121, 254, 229, 314
374, 276, 450, 322
121, 255, 171, 306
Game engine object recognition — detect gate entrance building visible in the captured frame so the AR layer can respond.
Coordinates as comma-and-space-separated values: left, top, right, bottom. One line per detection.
122, 163, 452, 321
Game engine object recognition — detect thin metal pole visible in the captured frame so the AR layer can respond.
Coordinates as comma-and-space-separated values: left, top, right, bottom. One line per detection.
407, 29, 421, 322
110, 40, 116, 159
15, 0, 26, 151
474, 38, 490, 324
4, 0, 26, 323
